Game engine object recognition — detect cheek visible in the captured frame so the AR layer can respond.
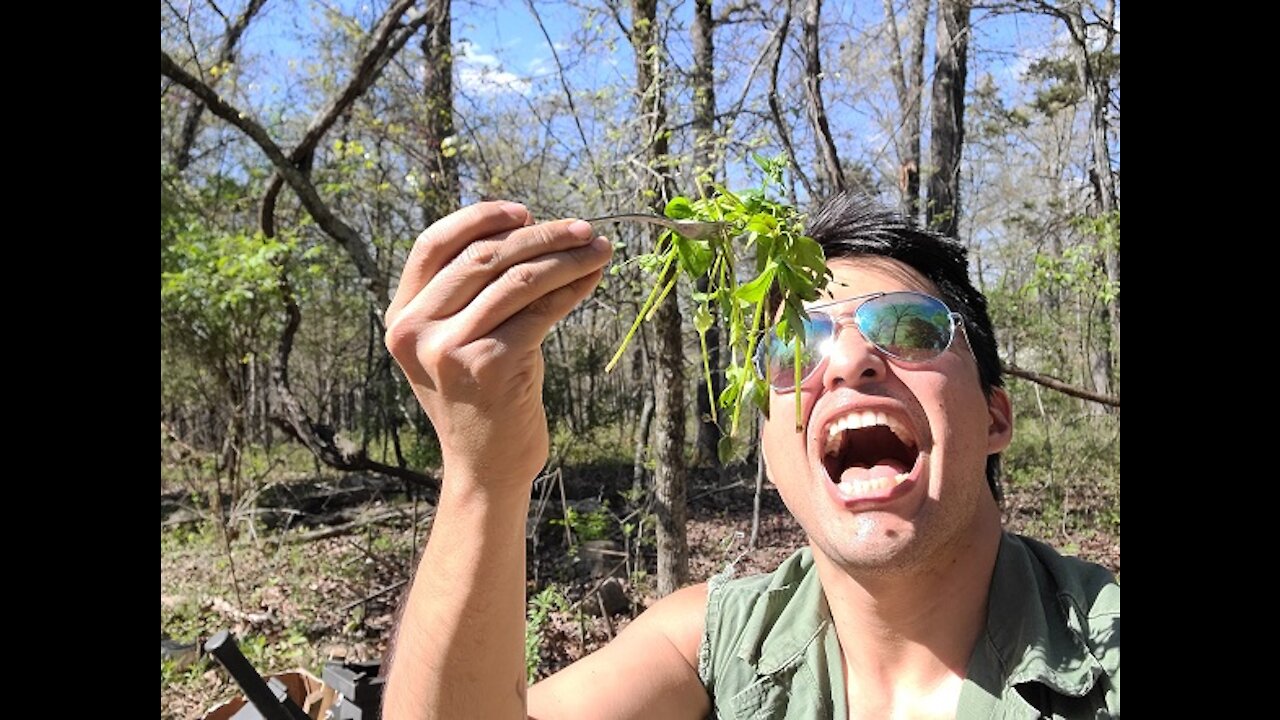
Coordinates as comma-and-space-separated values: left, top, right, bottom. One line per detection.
761, 393, 818, 475
929, 380, 992, 451
762, 392, 819, 451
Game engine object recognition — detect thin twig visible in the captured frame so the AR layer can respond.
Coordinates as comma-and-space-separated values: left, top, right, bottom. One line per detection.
285, 508, 419, 544
523, 0, 610, 197
338, 579, 409, 614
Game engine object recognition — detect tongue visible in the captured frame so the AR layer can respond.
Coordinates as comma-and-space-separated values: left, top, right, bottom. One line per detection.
839, 459, 909, 484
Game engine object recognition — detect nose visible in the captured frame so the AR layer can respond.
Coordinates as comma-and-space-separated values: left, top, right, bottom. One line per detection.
820, 319, 887, 390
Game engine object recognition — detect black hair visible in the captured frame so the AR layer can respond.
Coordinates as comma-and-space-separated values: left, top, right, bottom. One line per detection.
804, 191, 1006, 502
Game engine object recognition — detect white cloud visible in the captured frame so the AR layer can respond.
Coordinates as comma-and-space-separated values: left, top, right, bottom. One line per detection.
455, 40, 531, 96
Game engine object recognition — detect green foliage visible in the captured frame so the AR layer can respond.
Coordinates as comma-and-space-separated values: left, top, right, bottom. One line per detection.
161, 656, 207, 691
550, 503, 614, 545
525, 584, 571, 684
161, 226, 298, 369
1003, 407, 1120, 543
606, 156, 831, 448
237, 629, 311, 672
402, 430, 443, 471
1024, 50, 1120, 117
1026, 210, 1120, 306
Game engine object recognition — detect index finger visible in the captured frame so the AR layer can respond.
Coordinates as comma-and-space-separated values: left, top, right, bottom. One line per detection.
386, 201, 532, 323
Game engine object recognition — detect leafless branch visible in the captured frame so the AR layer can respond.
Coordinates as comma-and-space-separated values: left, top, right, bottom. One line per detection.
1003, 362, 1119, 407
523, 0, 611, 197
174, 0, 267, 170
766, 0, 813, 201
259, 0, 427, 244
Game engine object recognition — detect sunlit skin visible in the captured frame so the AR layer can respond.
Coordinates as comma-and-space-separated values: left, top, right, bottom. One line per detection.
759, 256, 1014, 713
762, 256, 1012, 577
382, 203, 1020, 719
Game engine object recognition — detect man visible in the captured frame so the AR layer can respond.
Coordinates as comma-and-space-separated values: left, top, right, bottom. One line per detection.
381, 192, 1120, 719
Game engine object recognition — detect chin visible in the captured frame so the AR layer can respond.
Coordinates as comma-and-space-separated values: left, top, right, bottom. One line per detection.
808, 517, 927, 573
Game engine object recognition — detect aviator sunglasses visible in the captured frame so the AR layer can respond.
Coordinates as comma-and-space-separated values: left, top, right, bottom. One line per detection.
754, 290, 968, 392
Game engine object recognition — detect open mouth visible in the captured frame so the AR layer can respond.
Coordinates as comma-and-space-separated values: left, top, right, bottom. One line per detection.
821, 410, 922, 498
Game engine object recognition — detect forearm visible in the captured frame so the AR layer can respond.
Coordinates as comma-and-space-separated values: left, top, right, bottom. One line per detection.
380, 204, 611, 718
384, 478, 533, 719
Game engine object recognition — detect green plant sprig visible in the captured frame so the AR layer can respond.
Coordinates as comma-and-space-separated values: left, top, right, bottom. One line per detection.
606, 155, 831, 461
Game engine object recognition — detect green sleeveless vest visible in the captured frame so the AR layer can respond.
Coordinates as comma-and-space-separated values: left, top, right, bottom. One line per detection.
696, 533, 1119, 719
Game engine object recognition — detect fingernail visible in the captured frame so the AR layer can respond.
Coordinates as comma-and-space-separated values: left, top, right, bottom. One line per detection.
568, 219, 593, 239
500, 201, 527, 221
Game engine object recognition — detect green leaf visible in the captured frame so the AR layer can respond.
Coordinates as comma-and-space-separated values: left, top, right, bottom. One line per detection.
664, 196, 695, 219
718, 435, 739, 465
674, 234, 713, 277
693, 303, 713, 334
746, 214, 778, 236
734, 265, 776, 304
789, 234, 826, 273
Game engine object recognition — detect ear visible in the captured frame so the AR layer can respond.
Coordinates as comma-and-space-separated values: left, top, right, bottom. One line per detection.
986, 386, 1014, 454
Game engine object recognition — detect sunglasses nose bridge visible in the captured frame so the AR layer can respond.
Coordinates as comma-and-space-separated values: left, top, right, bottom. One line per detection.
816, 311, 888, 381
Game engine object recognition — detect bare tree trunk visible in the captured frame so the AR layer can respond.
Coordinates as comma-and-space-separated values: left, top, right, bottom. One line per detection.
883, 0, 931, 223
421, 0, 460, 228
691, 0, 722, 472
1065, 0, 1118, 217
1065, 0, 1118, 405
748, 450, 765, 549
926, 0, 971, 238
632, 389, 655, 497
801, 0, 845, 197
766, 0, 809, 204
630, 0, 688, 596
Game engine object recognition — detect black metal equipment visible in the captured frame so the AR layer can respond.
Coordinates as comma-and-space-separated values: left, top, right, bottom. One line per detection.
203, 630, 312, 720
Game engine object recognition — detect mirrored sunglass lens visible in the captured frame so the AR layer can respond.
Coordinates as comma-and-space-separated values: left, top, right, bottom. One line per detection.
761, 313, 832, 388
856, 294, 952, 361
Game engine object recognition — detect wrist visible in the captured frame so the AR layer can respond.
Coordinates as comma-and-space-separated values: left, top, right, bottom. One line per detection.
438, 464, 538, 508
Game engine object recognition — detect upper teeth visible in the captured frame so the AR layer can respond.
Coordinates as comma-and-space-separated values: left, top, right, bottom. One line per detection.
824, 410, 912, 456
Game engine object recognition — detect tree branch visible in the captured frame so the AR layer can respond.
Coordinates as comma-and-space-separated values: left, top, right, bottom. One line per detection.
269, 253, 439, 499
524, 0, 611, 198
161, 49, 381, 289
766, 0, 813, 202
260, 0, 426, 246
1002, 362, 1119, 408
174, 0, 267, 171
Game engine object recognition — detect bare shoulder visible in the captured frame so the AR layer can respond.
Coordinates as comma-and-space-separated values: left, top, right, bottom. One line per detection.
527, 582, 711, 720
625, 581, 709, 657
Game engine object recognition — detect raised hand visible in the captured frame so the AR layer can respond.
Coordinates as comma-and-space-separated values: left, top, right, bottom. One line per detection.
384, 201, 613, 490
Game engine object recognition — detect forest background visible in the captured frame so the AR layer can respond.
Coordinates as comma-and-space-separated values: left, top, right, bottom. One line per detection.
160, 0, 1119, 717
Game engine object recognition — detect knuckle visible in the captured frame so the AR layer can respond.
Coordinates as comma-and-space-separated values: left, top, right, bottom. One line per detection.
383, 318, 417, 358
463, 240, 500, 268
503, 263, 538, 289
519, 222, 561, 252
408, 225, 444, 266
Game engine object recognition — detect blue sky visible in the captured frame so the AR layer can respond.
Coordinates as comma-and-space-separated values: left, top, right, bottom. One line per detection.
208, 0, 1112, 208
231, 0, 1074, 107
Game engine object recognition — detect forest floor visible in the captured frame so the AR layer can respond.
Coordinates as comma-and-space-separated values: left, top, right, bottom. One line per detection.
160, 462, 1119, 720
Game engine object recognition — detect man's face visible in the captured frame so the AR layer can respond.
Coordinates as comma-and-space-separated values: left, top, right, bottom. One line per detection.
760, 256, 1012, 574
